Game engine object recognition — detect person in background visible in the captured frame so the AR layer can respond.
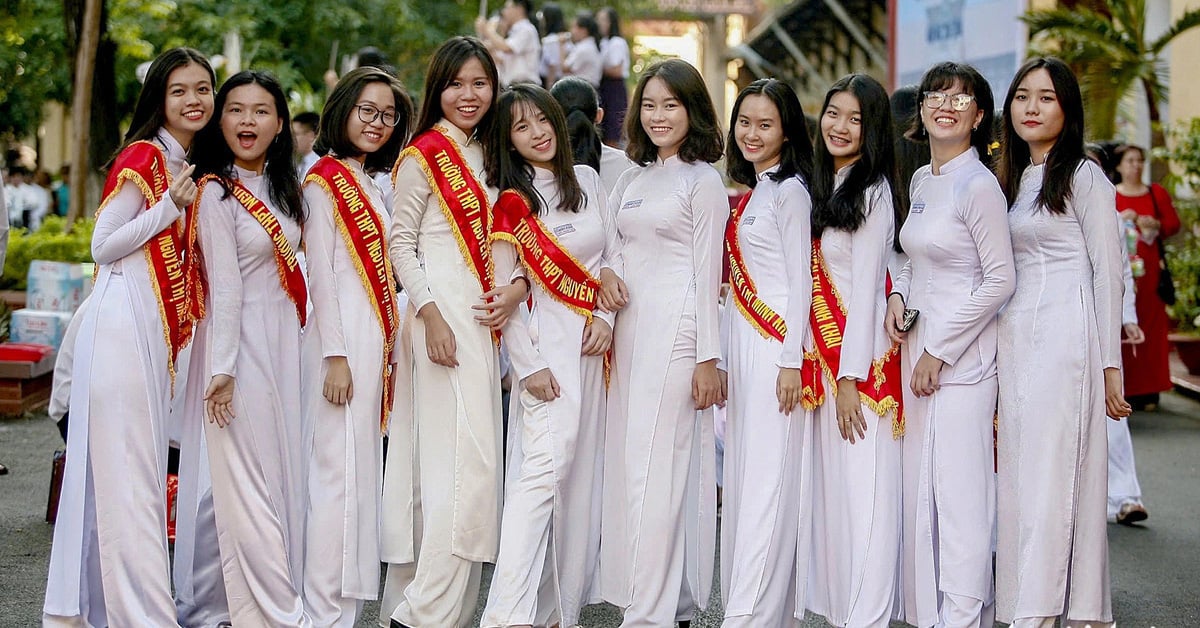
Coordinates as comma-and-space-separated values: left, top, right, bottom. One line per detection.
561, 12, 602, 88
538, 3, 568, 89
293, 111, 321, 178
476, 0, 542, 87
596, 7, 630, 146
53, 164, 70, 217
549, 76, 635, 196
1113, 143, 1180, 411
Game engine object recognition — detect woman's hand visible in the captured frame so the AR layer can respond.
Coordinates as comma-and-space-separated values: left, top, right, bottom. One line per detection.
1122, 323, 1145, 345
717, 368, 728, 409
473, 279, 528, 329
777, 367, 802, 415
581, 318, 613, 355
692, 359, 724, 410
598, 268, 629, 312
323, 356, 354, 405
204, 374, 236, 428
419, 303, 458, 367
524, 368, 561, 402
1105, 367, 1133, 419
170, 163, 198, 208
911, 351, 945, 397
835, 377, 867, 443
883, 293, 908, 344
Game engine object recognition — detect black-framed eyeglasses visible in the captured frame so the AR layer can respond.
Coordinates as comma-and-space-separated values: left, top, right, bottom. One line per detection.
922, 91, 976, 112
355, 104, 400, 127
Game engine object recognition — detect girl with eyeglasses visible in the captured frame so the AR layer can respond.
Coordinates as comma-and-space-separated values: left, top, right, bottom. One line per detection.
44, 47, 213, 628
884, 61, 1015, 628
300, 66, 414, 628
993, 56, 1130, 628
378, 37, 526, 628
799, 73, 905, 628
186, 69, 311, 626
479, 83, 625, 628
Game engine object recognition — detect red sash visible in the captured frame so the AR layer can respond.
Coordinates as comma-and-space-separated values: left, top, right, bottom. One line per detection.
491, 190, 601, 319
98, 140, 194, 386
396, 127, 495, 296
725, 191, 787, 343
800, 238, 904, 438
490, 189, 613, 385
306, 157, 399, 433
195, 176, 309, 326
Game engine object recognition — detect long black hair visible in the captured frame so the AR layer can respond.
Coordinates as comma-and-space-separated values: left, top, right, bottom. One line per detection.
907, 62, 995, 163
996, 57, 1085, 214
414, 37, 500, 139
598, 7, 621, 39
109, 47, 214, 167
540, 3, 566, 35
190, 70, 304, 224
486, 84, 584, 215
624, 59, 724, 166
315, 67, 414, 173
725, 78, 813, 188
574, 12, 601, 50
550, 76, 602, 172
810, 73, 902, 250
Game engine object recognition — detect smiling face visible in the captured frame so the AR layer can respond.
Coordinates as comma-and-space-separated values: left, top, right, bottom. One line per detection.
441, 57, 494, 136
163, 62, 215, 145
734, 93, 785, 175
510, 101, 557, 170
639, 76, 689, 161
820, 90, 863, 170
920, 79, 982, 152
347, 82, 397, 159
220, 82, 283, 174
1010, 68, 1065, 163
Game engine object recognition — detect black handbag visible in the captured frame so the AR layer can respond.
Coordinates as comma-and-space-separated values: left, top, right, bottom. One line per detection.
1148, 188, 1176, 306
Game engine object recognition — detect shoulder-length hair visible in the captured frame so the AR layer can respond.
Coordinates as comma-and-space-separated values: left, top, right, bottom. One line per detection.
549, 76, 602, 172
810, 73, 902, 250
624, 58, 724, 166
574, 12, 601, 50
189, 70, 304, 224
541, 3, 566, 35
414, 37, 500, 140
906, 61, 995, 163
315, 67, 414, 174
996, 56, 1086, 214
725, 78, 813, 188
486, 84, 584, 215
110, 47, 214, 167
1111, 143, 1146, 184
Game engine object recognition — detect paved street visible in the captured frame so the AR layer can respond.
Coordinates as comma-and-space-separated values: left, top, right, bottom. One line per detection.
3, 394, 1198, 627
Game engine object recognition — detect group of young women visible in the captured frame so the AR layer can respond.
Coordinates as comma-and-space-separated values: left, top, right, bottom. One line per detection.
42, 31, 1131, 628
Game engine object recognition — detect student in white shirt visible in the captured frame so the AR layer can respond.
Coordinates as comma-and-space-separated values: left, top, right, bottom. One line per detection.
561, 12, 602, 88
293, 111, 320, 178
476, 0, 542, 87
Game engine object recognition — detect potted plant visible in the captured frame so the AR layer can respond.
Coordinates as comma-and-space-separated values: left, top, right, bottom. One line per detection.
1157, 118, 1200, 374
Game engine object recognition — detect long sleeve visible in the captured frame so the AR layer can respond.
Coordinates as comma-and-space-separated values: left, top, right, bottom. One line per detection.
1120, 225, 1138, 326
197, 185, 243, 378
590, 169, 621, 329
495, 239, 549, 379
690, 167, 730, 364
302, 183, 348, 358
1075, 162, 1123, 370
890, 253, 912, 302
776, 180, 812, 369
388, 156, 436, 312
923, 174, 1016, 366
92, 182, 182, 264
837, 184, 893, 381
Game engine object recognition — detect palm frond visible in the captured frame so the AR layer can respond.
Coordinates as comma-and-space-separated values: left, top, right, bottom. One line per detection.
1150, 7, 1200, 55
1022, 8, 1138, 59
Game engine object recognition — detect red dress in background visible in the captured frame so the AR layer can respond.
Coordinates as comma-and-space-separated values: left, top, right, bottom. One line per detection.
1118, 182, 1180, 396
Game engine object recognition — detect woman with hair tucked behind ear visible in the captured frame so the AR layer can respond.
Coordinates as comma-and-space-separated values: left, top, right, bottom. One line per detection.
994, 56, 1130, 628
188, 69, 312, 626
44, 47, 213, 628
301, 66, 414, 628
885, 61, 1014, 628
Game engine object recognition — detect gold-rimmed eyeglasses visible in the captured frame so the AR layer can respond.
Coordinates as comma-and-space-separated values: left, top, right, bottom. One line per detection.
922, 91, 976, 112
